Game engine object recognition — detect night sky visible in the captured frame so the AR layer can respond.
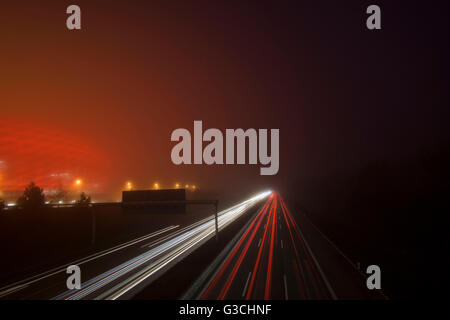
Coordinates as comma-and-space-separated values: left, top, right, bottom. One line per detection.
1, 1, 449, 198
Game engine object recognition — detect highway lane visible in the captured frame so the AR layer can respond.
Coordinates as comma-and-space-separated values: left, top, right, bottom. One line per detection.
197, 193, 336, 300
0, 224, 181, 299
0, 191, 271, 300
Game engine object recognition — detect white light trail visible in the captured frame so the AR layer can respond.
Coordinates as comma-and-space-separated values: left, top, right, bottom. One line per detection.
0, 225, 180, 298
55, 190, 271, 300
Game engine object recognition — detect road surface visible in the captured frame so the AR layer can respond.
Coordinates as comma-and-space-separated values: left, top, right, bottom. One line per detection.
0, 190, 386, 300
194, 193, 335, 299
0, 192, 270, 300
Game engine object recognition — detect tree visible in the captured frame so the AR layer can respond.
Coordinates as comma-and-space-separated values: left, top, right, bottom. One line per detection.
17, 182, 45, 209
77, 192, 91, 207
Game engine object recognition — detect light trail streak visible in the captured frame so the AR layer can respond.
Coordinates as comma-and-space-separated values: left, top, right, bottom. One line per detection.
280, 196, 324, 297
216, 197, 274, 300
0, 225, 179, 298
278, 195, 310, 298
264, 193, 277, 299
245, 194, 276, 299
54, 191, 272, 300
197, 192, 335, 300
198, 193, 278, 300
279, 195, 336, 299
199, 197, 272, 299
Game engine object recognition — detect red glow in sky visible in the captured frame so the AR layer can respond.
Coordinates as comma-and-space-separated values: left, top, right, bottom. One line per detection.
0, 121, 108, 191
1, 1, 446, 199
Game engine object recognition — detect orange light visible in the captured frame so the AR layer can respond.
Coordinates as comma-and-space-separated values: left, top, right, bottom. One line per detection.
192, 185, 196, 190
153, 182, 160, 189
126, 181, 133, 190
75, 179, 82, 186
175, 183, 180, 189
185, 184, 189, 189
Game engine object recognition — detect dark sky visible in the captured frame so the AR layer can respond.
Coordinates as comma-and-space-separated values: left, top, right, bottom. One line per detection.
1, 1, 449, 198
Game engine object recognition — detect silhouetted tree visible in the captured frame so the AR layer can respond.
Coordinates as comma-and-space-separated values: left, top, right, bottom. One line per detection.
76, 192, 91, 207
17, 182, 45, 209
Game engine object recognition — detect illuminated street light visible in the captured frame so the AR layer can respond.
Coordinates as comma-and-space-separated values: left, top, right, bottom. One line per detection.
153, 182, 160, 190
74, 179, 82, 186
185, 184, 189, 189
192, 185, 196, 190
126, 181, 133, 190
175, 183, 180, 189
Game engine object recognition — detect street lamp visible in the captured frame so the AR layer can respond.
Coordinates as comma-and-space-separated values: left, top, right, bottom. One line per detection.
126, 181, 133, 190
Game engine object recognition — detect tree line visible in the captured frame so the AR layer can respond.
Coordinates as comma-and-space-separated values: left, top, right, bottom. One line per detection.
0, 182, 91, 212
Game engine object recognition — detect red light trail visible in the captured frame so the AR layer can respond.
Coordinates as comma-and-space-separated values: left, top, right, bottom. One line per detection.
200, 193, 333, 300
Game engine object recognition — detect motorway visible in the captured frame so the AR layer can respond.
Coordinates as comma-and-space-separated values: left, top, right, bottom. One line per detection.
0, 191, 270, 300
192, 193, 335, 300
0, 190, 385, 300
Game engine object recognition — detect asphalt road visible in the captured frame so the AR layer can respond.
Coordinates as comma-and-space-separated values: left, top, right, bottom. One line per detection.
0, 192, 270, 300
0, 190, 386, 300
196, 193, 335, 300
